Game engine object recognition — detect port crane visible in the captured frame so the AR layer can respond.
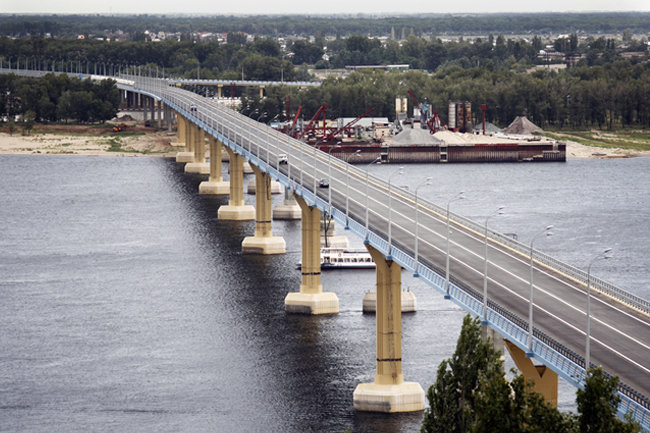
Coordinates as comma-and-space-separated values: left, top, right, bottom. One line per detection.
407, 90, 443, 134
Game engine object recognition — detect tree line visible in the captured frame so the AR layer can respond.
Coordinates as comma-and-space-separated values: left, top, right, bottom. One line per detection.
0, 73, 120, 123
421, 315, 640, 433
1, 13, 649, 39
241, 62, 650, 130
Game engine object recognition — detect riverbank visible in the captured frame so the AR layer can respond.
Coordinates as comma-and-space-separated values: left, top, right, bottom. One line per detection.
1, 128, 648, 159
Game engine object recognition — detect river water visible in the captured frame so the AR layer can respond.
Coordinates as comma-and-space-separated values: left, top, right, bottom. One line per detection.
1, 155, 648, 432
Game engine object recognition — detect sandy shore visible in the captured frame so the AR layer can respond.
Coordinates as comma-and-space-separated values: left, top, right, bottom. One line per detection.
0, 131, 648, 160
0, 130, 179, 157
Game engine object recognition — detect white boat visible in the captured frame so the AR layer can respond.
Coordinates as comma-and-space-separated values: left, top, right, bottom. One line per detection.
296, 247, 375, 270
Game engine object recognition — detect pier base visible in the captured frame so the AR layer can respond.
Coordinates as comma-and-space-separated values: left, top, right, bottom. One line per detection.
353, 382, 426, 413
184, 162, 210, 174
247, 179, 283, 194
175, 151, 194, 163
199, 180, 230, 195
273, 190, 301, 220
362, 290, 417, 313
284, 292, 339, 315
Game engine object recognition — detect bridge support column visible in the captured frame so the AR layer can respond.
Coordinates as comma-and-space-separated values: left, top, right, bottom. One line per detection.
504, 340, 558, 407
217, 84, 223, 99
185, 125, 210, 174
217, 147, 255, 221
242, 165, 286, 254
175, 115, 193, 162
284, 196, 339, 315
353, 244, 425, 413
259, 85, 265, 99
199, 136, 229, 195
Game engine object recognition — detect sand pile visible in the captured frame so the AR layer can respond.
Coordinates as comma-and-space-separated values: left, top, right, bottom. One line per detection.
503, 116, 543, 135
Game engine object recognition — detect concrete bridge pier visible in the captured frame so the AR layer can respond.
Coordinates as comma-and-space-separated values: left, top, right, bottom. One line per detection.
217, 147, 255, 221
321, 216, 349, 249
199, 136, 229, 195
353, 244, 425, 413
185, 125, 210, 174
175, 115, 194, 162
242, 165, 286, 255
273, 188, 301, 220
284, 196, 339, 315
504, 340, 558, 407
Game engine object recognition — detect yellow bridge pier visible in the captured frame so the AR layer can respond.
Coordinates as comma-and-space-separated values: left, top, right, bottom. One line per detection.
241, 165, 286, 255
175, 114, 193, 163
217, 147, 255, 221
505, 340, 559, 407
353, 245, 425, 413
284, 196, 339, 315
185, 124, 209, 174
199, 136, 230, 195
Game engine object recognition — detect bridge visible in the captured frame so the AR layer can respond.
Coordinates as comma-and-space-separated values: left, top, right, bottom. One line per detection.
3, 67, 649, 428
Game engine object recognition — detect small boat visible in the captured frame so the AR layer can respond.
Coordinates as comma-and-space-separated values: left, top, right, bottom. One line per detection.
296, 247, 375, 270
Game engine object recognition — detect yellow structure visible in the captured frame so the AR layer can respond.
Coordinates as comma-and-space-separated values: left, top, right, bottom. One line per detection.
505, 340, 559, 407
175, 115, 194, 163
242, 165, 286, 254
353, 245, 425, 412
284, 196, 339, 314
259, 85, 265, 99
217, 84, 223, 98
185, 124, 210, 174
199, 136, 230, 195
217, 147, 255, 221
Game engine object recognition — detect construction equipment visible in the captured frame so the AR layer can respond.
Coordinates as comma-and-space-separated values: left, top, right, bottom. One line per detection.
407, 90, 443, 134
112, 123, 128, 133
322, 108, 375, 142
297, 104, 327, 141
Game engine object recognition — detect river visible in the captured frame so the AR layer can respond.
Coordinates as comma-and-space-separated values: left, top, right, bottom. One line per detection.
1, 155, 648, 432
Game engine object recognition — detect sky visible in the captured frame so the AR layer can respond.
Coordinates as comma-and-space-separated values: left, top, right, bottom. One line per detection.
2, 0, 649, 15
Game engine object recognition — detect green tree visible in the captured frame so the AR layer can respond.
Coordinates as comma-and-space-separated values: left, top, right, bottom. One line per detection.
576, 367, 641, 433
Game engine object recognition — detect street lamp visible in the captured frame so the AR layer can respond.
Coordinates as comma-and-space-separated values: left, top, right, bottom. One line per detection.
364, 156, 382, 241
482, 205, 505, 324
444, 191, 465, 299
413, 176, 432, 277
526, 224, 554, 357
387, 166, 404, 260
586, 247, 612, 374
345, 150, 361, 229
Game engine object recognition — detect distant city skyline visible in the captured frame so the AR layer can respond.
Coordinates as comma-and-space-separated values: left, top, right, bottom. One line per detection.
3, 0, 649, 15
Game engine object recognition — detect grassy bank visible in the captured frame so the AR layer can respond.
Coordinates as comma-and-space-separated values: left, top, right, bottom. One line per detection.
545, 129, 650, 152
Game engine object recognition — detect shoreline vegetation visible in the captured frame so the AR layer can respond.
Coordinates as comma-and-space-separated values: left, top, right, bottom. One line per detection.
1, 123, 648, 159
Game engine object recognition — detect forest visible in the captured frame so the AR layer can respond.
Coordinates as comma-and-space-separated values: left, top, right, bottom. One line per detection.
0, 25, 648, 129
1, 13, 649, 39
0, 73, 120, 124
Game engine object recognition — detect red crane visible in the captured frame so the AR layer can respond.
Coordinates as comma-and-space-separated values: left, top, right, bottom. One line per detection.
297, 104, 328, 140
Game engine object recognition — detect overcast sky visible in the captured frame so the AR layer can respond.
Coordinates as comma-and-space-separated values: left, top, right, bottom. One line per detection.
3, 0, 649, 15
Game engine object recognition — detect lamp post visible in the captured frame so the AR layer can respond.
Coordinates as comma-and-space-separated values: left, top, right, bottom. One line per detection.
444, 192, 465, 299
586, 247, 612, 374
526, 224, 554, 357
482, 205, 505, 324
387, 166, 404, 260
364, 156, 382, 241
345, 150, 361, 229
413, 177, 432, 277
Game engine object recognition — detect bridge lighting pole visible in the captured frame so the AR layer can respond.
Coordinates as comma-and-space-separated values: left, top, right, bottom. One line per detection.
387, 166, 404, 259
364, 156, 382, 241
586, 247, 612, 375
327, 144, 342, 213
413, 177, 432, 277
345, 150, 361, 229
482, 205, 505, 324
527, 224, 554, 357
445, 192, 465, 299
